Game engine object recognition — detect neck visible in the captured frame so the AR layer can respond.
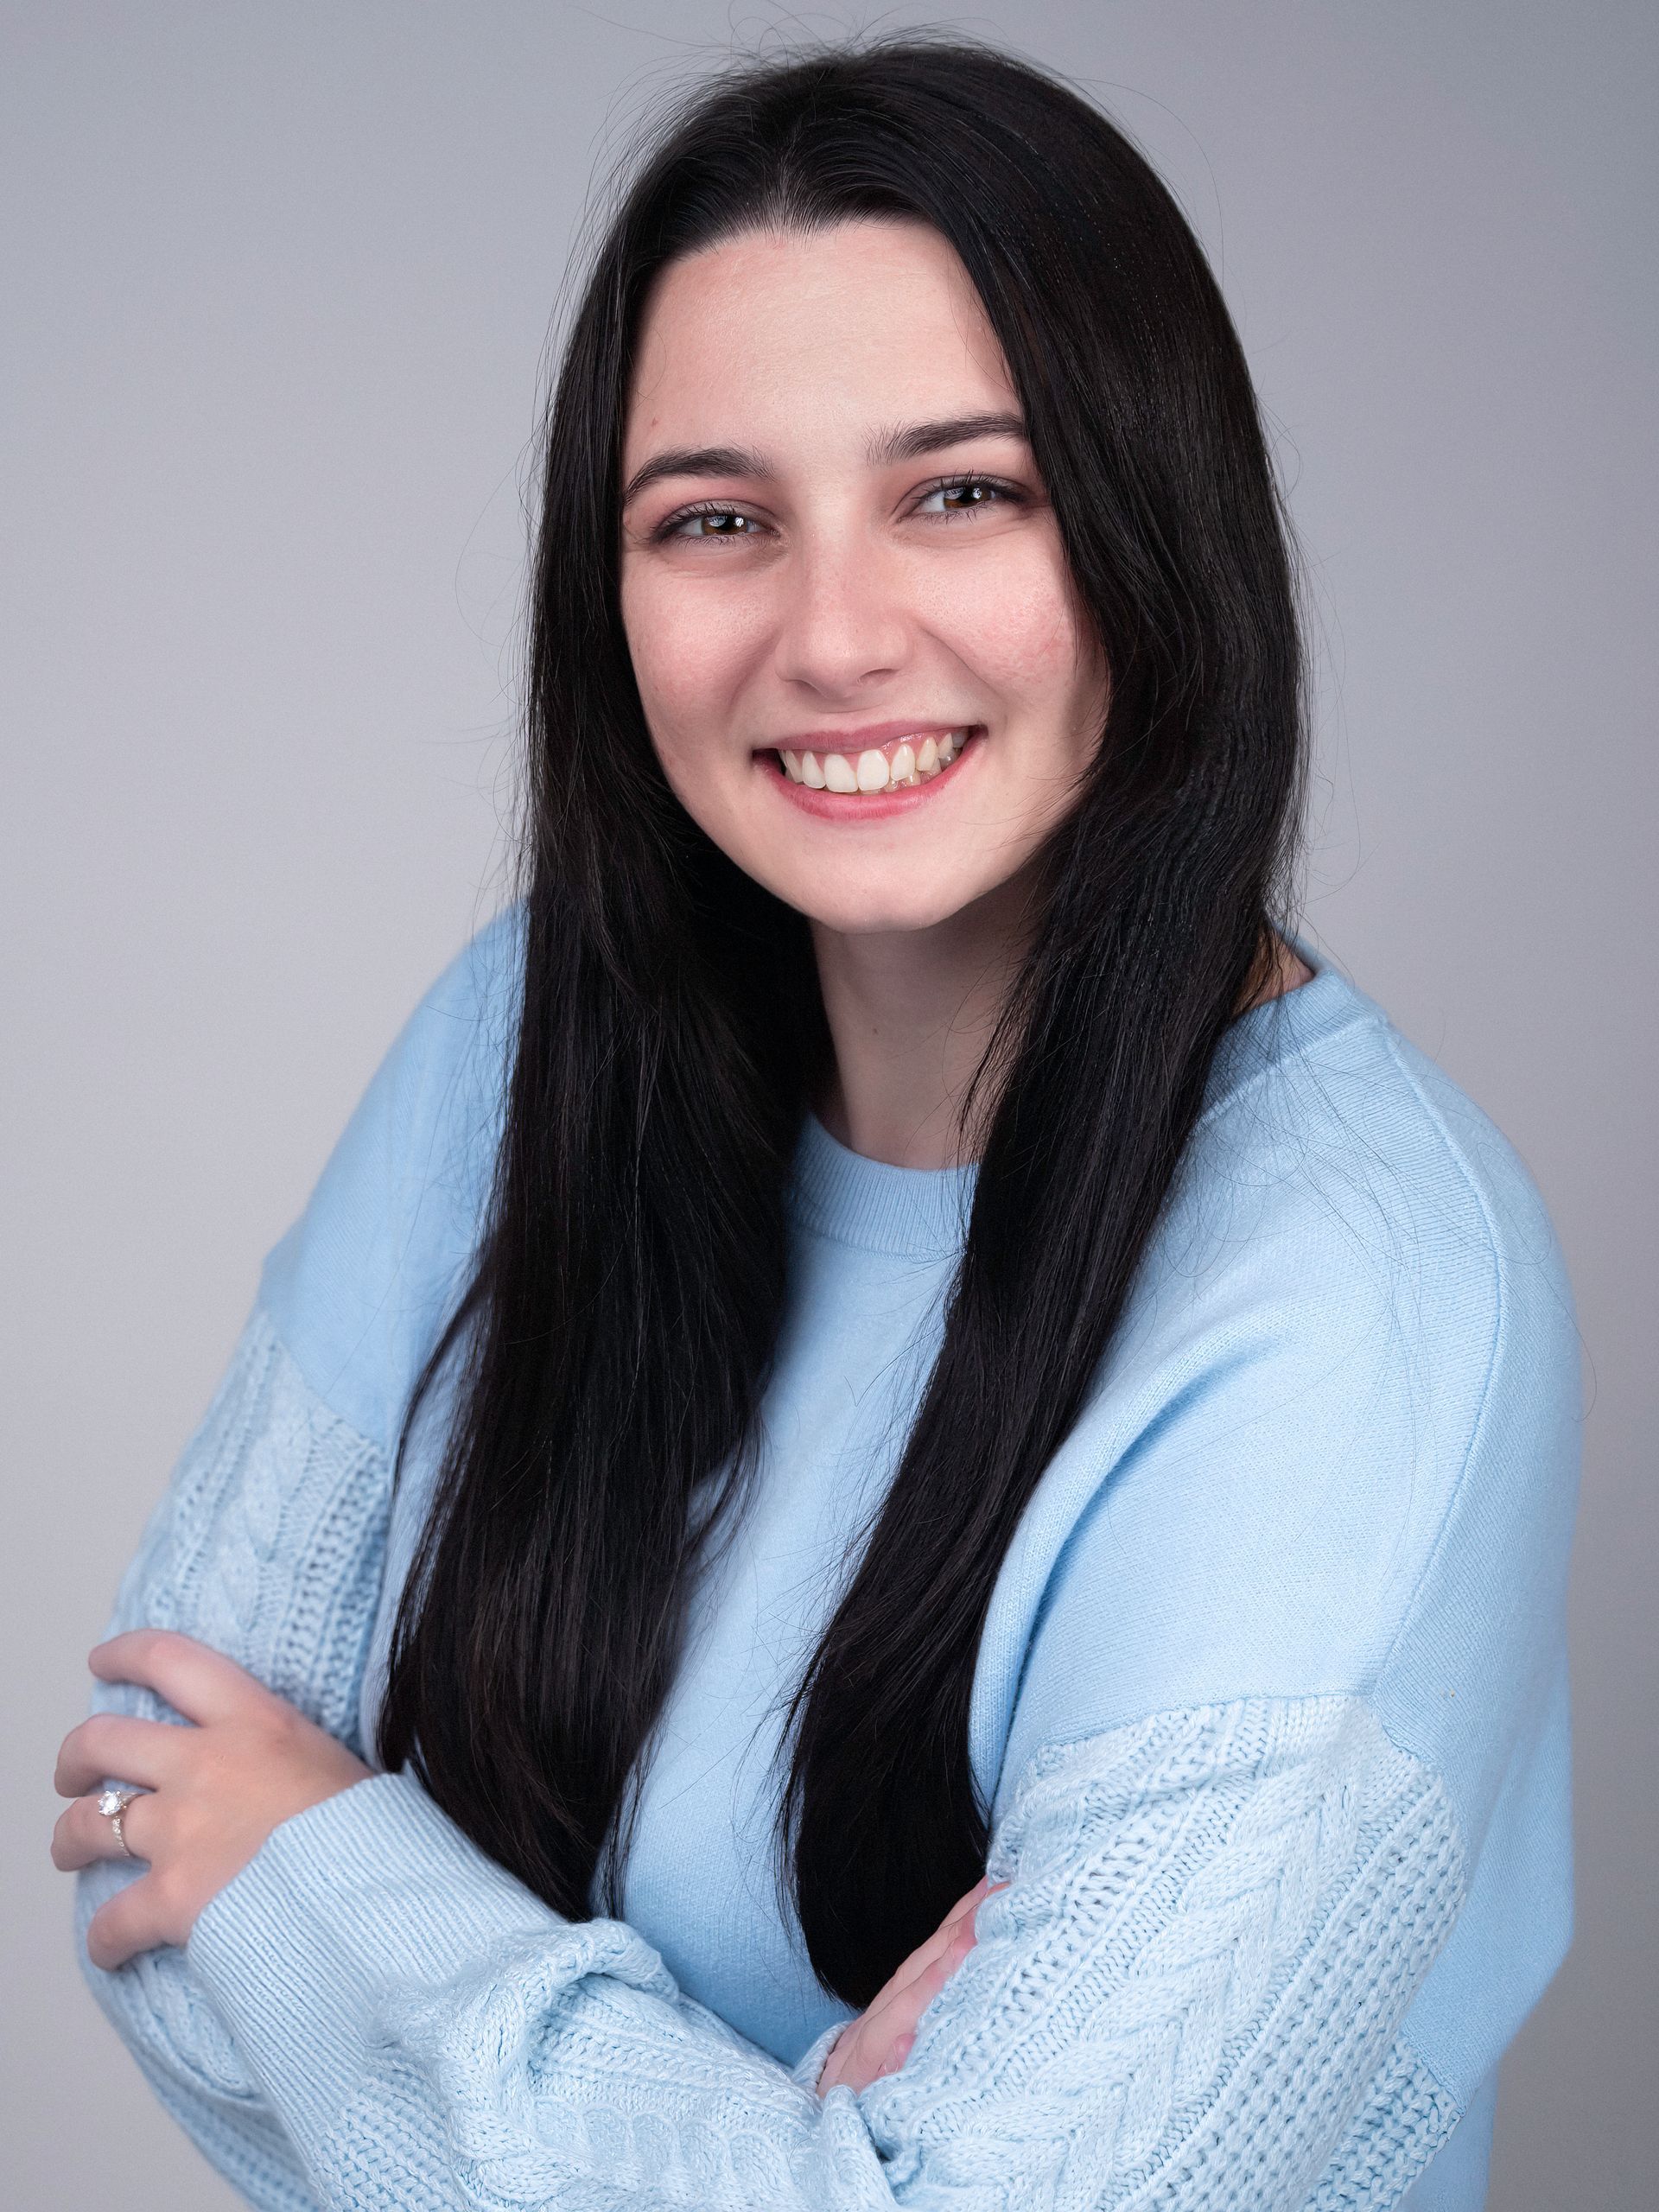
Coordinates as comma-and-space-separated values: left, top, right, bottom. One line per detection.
810, 889, 1313, 1172
810, 868, 1039, 1170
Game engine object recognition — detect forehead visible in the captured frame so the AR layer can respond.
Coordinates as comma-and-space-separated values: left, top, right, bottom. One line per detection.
623, 219, 1016, 466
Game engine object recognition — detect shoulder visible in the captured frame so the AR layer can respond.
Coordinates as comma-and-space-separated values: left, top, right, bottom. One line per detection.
983, 964, 1580, 1816
1166, 964, 1577, 1467
257, 905, 525, 1453
1191, 965, 1569, 1350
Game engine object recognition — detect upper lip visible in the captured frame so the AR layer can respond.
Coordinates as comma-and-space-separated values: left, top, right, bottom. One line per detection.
759, 719, 981, 753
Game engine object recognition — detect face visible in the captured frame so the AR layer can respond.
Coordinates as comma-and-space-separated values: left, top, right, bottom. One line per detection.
618, 219, 1109, 937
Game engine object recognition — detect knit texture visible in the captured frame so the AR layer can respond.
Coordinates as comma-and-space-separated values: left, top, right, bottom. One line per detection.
76, 1313, 383, 2210
194, 1694, 1467, 2212
73, 924, 1580, 2211
80, 1306, 1469, 2212
264, 1697, 1465, 2209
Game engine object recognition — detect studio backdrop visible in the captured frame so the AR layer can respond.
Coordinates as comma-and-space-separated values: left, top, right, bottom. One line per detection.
3, 5, 1652, 2208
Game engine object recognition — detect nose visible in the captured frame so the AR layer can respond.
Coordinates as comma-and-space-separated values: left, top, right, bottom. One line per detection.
772, 533, 910, 702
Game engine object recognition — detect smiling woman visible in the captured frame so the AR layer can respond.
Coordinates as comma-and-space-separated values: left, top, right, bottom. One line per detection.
59, 35, 1576, 2212
618, 219, 1117, 1159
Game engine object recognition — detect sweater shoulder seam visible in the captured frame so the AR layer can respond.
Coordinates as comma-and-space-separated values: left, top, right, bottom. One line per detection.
1370, 1030, 1506, 1692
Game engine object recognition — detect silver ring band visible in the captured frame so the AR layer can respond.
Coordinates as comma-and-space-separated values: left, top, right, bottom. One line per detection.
97, 1787, 141, 1859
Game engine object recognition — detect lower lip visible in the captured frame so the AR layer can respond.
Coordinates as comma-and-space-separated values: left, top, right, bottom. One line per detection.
758, 731, 984, 820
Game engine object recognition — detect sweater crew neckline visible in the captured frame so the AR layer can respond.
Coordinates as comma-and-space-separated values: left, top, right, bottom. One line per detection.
790, 1111, 977, 1262
785, 949, 1368, 1263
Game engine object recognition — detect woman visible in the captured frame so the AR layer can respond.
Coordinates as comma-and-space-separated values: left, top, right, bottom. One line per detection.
52, 38, 1578, 2212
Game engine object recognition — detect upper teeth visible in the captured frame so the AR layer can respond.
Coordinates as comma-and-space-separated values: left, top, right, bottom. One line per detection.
779, 731, 969, 792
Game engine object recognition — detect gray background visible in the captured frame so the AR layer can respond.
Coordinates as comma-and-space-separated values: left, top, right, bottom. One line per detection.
3, 3, 1653, 2203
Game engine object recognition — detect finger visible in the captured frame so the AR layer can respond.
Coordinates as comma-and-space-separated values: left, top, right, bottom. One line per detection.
51, 1789, 153, 1872
931, 1874, 1007, 1950
858, 1929, 959, 2034
877, 2026, 917, 2081
89, 1629, 265, 1725
861, 1910, 980, 2048
85, 1872, 168, 1972
861, 1876, 1001, 2031
945, 1873, 995, 1923
55, 1713, 184, 1798
838, 1919, 977, 2092
882, 1922, 977, 2037
893, 1891, 1000, 2024
872, 1879, 991, 2008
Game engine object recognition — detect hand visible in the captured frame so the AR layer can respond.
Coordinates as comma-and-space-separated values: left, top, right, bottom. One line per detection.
817, 1874, 1008, 2096
51, 1628, 372, 1969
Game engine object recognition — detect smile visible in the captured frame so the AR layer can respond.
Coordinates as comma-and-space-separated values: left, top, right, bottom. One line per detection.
779, 726, 975, 794
760, 726, 983, 816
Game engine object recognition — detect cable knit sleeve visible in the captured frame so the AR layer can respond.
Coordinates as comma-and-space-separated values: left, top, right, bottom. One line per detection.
75, 1311, 394, 2212
74, 913, 515, 2204
182, 1686, 1465, 2210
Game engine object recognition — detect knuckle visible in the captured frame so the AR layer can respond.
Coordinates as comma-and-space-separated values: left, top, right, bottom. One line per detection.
258, 1703, 308, 1758
86, 1901, 122, 1968
147, 1863, 183, 1921
83, 1712, 122, 1762
55, 1719, 102, 1792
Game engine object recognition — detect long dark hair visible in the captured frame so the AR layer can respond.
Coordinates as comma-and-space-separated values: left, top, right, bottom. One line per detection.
377, 35, 1306, 2007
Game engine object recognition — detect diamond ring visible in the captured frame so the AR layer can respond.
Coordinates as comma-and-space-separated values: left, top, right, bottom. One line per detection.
97, 1787, 142, 1859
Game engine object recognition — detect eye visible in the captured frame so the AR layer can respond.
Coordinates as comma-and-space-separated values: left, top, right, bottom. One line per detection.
912, 474, 1025, 520
653, 502, 767, 544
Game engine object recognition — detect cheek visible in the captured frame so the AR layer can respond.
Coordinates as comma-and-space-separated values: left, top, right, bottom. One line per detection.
620, 567, 767, 748
918, 546, 1096, 704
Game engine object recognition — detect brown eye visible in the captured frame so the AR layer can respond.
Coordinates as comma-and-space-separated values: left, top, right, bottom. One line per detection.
915, 477, 1022, 518
655, 505, 763, 543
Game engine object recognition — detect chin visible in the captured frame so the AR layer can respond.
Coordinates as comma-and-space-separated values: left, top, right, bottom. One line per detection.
792, 881, 990, 938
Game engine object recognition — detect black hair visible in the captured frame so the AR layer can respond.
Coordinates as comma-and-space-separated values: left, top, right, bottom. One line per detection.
377, 35, 1306, 2007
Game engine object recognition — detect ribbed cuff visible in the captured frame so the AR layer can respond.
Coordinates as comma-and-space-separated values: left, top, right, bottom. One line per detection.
188, 1772, 555, 2167
790, 2019, 847, 2097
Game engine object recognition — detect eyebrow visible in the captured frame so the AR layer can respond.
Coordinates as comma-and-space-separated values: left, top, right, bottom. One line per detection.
620, 412, 1029, 506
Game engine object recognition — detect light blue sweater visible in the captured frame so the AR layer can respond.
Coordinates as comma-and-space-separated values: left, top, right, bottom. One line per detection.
77, 912, 1580, 2211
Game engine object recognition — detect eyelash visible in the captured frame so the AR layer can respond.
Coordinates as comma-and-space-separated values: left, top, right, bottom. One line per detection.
649, 474, 1027, 544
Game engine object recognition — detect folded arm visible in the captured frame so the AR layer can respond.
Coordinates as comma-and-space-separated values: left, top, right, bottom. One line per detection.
183, 1691, 1465, 2211
72, 1312, 390, 2212
69, 1314, 1467, 2209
